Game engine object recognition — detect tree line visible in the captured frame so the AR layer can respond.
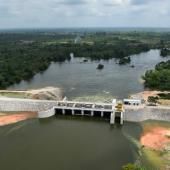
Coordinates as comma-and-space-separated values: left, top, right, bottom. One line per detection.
143, 60, 170, 90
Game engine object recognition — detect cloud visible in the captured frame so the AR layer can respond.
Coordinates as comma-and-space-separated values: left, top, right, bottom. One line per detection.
55, 0, 87, 6
130, 0, 148, 5
0, 0, 170, 28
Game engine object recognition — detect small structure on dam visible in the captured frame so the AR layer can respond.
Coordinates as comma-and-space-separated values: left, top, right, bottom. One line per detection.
38, 99, 125, 125
123, 99, 142, 106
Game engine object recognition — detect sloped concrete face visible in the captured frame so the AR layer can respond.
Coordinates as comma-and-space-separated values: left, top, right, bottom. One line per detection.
125, 107, 170, 122
0, 98, 58, 112
38, 108, 55, 118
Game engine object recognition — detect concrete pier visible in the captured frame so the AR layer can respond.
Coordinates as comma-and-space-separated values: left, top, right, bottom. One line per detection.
110, 112, 115, 124
120, 112, 124, 125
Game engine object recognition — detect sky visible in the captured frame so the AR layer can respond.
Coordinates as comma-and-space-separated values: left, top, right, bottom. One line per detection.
0, 0, 170, 28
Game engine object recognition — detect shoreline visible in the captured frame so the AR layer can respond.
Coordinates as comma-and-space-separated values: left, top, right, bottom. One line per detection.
0, 87, 63, 101
131, 90, 170, 106
139, 122, 170, 169
140, 126, 170, 150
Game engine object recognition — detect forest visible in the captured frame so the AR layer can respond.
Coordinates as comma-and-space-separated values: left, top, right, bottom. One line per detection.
0, 30, 170, 89
143, 60, 170, 90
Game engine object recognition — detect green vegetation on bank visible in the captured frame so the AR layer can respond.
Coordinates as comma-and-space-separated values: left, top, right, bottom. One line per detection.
143, 60, 170, 90
122, 163, 146, 170
0, 31, 170, 89
158, 93, 170, 99
160, 48, 170, 57
119, 57, 131, 65
147, 93, 170, 104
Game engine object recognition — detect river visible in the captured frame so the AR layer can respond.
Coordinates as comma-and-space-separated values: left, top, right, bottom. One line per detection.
0, 117, 142, 170
1, 49, 169, 170
8, 49, 170, 100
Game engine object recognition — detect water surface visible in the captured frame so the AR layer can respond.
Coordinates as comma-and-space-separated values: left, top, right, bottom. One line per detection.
0, 117, 141, 170
9, 50, 170, 100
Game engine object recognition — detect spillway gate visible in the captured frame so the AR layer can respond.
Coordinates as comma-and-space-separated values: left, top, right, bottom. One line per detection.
38, 100, 124, 125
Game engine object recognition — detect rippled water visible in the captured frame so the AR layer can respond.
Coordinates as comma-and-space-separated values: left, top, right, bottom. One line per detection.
0, 117, 142, 170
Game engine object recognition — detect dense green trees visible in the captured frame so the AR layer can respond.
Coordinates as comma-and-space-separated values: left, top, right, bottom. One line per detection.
147, 96, 159, 104
0, 42, 71, 88
160, 48, 170, 57
63, 43, 150, 61
119, 57, 131, 65
143, 60, 170, 90
158, 93, 170, 99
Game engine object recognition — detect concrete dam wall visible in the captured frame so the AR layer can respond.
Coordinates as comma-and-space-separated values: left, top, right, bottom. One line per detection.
0, 98, 169, 122
0, 98, 58, 112
125, 107, 170, 122
38, 106, 170, 122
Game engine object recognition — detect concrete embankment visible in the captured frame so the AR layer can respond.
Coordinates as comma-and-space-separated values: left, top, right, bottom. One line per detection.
0, 97, 170, 122
0, 98, 58, 125
125, 106, 170, 122
0, 98, 58, 112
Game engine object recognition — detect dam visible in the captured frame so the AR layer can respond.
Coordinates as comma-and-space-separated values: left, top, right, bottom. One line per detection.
0, 98, 124, 125
1, 97, 169, 124
38, 100, 125, 125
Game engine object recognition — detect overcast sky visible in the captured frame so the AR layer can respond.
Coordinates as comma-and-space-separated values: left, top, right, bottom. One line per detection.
0, 0, 170, 28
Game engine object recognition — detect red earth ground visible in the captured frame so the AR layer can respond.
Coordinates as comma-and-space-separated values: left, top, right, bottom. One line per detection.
0, 112, 37, 126
140, 126, 170, 150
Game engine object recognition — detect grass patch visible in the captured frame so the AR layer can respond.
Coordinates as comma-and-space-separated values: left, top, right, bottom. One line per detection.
158, 93, 170, 100
0, 92, 29, 98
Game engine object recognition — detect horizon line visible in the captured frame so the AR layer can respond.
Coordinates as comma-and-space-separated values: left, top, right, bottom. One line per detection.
1, 26, 170, 30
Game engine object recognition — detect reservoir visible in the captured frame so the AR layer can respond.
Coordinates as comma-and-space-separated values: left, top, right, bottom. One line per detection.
8, 49, 170, 100
1, 49, 169, 170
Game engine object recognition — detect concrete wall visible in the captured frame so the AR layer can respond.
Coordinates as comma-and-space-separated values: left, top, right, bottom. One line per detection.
125, 107, 170, 122
0, 98, 58, 112
38, 107, 55, 118
0, 98, 169, 122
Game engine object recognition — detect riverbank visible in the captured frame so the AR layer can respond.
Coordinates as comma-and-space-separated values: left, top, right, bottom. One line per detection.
131, 90, 170, 106
140, 126, 170, 150
0, 112, 37, 126
0, 87, 63, 100
139, 122, 170, 169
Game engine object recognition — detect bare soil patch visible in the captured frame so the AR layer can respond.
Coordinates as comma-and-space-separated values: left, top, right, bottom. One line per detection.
0, 112, 37, 126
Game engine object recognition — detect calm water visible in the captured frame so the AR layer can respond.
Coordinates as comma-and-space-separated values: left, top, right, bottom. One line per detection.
0, 117, 141, 170
2, 49, 169, 170
9, 49, 170, 100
